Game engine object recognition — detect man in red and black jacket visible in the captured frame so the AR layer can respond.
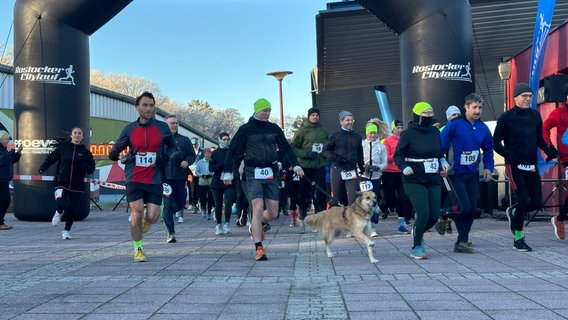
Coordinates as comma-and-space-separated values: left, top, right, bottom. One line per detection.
543, 83, 568, 241
109, 91, 179, 262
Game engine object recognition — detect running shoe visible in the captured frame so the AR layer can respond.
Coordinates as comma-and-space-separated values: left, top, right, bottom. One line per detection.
0, 224, 13, 230
223, 222, 232, 234
134, 248, 147, 262
215, 224, 223, 235
142, 219, 151, 234
298, 220, 305, 233
289, 218, 296, 227
513, 237, 532, 252
167, 235, 177, 243
453, 242, 474, 253
52, 212, 62, 226
397, 224, 409, 234
177, 216, 184, 223
370, 229, 379, 238
445, 219, 453, 234
410, 246, 427, 260
435, 218, 446, 235
255, 247, 267, 261
61, 230, 72, 240
551, 216, 566, 240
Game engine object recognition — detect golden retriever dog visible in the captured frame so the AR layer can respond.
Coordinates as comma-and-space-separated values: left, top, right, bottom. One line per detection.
304, 191, 379, 264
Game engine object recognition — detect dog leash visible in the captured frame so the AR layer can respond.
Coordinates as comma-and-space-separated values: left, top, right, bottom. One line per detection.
301, 175, 345, 208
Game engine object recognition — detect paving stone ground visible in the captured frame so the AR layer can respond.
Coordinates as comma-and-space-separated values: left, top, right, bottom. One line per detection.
1, 206, 567, 320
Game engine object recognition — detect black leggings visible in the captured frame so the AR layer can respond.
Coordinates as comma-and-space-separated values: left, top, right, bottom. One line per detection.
56, 189, 83, 231
211, 187, 236, 224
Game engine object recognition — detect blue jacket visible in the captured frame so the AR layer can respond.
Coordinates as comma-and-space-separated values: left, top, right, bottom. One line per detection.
441, 117, 494, 174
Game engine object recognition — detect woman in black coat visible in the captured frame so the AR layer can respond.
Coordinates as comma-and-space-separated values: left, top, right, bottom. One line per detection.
39, 127, 95, 239
0, 130, 22, 230
209, 132, 238, 235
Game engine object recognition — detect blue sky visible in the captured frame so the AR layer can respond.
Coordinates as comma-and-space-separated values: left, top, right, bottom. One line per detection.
0, 0, 332, 118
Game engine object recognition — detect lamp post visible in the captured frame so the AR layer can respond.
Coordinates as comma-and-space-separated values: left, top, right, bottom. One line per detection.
267, 70, 293, 129
498, 60, 511, 112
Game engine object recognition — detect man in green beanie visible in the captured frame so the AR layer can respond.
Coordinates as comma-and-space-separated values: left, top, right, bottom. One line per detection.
222, 98, 304, 261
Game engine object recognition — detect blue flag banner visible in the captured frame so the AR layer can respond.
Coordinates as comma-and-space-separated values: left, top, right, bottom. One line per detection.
529, 0, 556, 109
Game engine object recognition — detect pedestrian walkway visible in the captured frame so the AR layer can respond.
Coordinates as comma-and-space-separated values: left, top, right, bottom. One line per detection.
0, 207, 567, 319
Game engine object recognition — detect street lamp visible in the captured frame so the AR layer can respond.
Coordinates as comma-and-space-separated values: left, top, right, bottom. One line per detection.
267, 70, 293, 129
498, 60, 511, 112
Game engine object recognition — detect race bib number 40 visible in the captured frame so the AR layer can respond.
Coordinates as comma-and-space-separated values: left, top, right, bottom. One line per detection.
254, 167, 274, 180
135, 152, 156, 167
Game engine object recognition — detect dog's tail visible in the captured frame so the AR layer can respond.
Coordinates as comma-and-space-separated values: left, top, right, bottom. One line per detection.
304, 213, 324, 229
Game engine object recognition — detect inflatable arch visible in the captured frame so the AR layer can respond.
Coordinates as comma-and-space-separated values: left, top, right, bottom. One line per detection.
359, 0, 475, 121
13, 0, 132, 221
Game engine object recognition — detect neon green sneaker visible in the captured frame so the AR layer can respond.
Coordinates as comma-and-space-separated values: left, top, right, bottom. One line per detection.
142, 219, 151, 234
134, 248, 147, 262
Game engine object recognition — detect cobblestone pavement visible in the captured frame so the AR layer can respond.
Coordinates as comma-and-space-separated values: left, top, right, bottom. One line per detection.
0, 206, 567, 320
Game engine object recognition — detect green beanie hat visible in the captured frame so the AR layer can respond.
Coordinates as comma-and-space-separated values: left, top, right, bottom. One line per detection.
365, 124, 378, 135
254, 98, 271, 114
412, 102, 433, 115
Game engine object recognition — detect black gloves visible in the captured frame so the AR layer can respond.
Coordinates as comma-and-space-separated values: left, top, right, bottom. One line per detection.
305, 151, 318, 160
364, 165, 380, 173
546, 144, 559, 162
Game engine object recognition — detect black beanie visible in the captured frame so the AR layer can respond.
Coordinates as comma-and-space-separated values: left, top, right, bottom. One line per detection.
307, 107, 320, 117
513, 83, 533, 97
219, 132, 229, 139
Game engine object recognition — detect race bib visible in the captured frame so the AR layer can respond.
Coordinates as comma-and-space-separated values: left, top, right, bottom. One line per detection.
340, 169, 357, 180
163, 183, 172, 197
135, 152, 156, 167
221, 172, 234, 181
254, 167, 274, 180
517, 164, 535, 172
359, 180, 373, 192
312, 143, 323, 153
54, 188, 63, 199
423, 160, 439, 173
460, 150, 479, 166
292, 173, 301, 181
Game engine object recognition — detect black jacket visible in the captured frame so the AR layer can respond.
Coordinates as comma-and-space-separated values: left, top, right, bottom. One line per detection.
493, 105, 550, 166
321, 129, 364, 172
209, 147, 239, 189
164, 132, 196, 180
39, 141, 95, 192
0, 145, 21, 182
394, 121, 444, 185
224, 116, 299, 172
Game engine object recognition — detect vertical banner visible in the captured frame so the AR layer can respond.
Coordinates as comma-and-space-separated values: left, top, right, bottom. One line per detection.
529, 0, 556, 109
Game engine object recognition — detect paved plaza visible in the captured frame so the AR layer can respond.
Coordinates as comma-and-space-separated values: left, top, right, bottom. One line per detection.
0, 204, 567, 320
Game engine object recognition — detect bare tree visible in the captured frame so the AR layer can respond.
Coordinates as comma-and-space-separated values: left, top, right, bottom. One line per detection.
0, 42, 13, 66
90, 70, 162, 98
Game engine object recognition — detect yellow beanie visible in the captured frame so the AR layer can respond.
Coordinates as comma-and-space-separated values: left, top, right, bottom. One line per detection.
254, 98, 271, 114
365, 124, 378, 135
412, 102, 433, 115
